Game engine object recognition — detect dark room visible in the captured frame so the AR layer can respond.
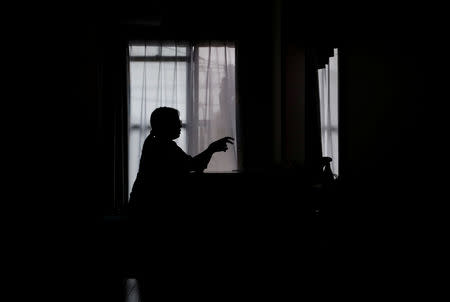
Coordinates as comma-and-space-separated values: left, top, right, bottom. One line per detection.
5, 0, 449, 300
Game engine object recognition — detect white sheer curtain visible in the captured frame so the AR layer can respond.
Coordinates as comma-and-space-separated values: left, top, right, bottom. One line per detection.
195, 44, 237, 172
318, 48, 339, 176
128, 42, 237, 192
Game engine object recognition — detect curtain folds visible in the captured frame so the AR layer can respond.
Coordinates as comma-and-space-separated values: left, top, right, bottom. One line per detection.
318, 49, 339, 176
305, 47, 336, 182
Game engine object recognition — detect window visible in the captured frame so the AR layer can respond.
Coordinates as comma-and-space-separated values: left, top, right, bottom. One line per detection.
318, 48, 339, 176
128, 42, 238, 192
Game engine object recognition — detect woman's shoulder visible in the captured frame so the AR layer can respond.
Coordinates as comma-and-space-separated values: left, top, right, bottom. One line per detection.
143, 136, 179, 153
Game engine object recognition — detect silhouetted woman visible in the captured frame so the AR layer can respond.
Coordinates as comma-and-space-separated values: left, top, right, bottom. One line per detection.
126, 107, 234, 298
128, 106, 234, 212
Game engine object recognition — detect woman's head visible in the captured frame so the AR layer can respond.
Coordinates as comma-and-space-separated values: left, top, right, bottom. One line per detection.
150, 107, 182, 140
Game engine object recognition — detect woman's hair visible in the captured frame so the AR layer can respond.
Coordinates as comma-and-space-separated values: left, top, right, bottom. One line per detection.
149, 107, 180, 137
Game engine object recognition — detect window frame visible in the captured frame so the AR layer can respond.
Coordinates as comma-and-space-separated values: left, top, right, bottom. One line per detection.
126, 41, 240, 193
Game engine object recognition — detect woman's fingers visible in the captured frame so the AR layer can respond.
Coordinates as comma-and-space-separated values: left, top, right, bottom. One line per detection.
210, 137, 234, 152
221, 137, 234, 144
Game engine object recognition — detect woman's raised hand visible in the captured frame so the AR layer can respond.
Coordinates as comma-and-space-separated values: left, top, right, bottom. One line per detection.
208, 137, 234, 153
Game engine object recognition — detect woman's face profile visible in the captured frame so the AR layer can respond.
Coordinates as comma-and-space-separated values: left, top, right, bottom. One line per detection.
166, 115, 182, 140
151, 108, 182, 140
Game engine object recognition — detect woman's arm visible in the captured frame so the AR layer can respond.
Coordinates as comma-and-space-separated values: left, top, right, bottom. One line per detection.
189, 137, 234, 172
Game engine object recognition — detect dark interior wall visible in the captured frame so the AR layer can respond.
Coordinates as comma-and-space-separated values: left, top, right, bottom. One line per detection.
284, 41, 306, 165
237, 11, 281, 171
335, 41, 449, 278
339, 42, 425, 184
339, 40, 446, 192
334, 42, 427, 244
